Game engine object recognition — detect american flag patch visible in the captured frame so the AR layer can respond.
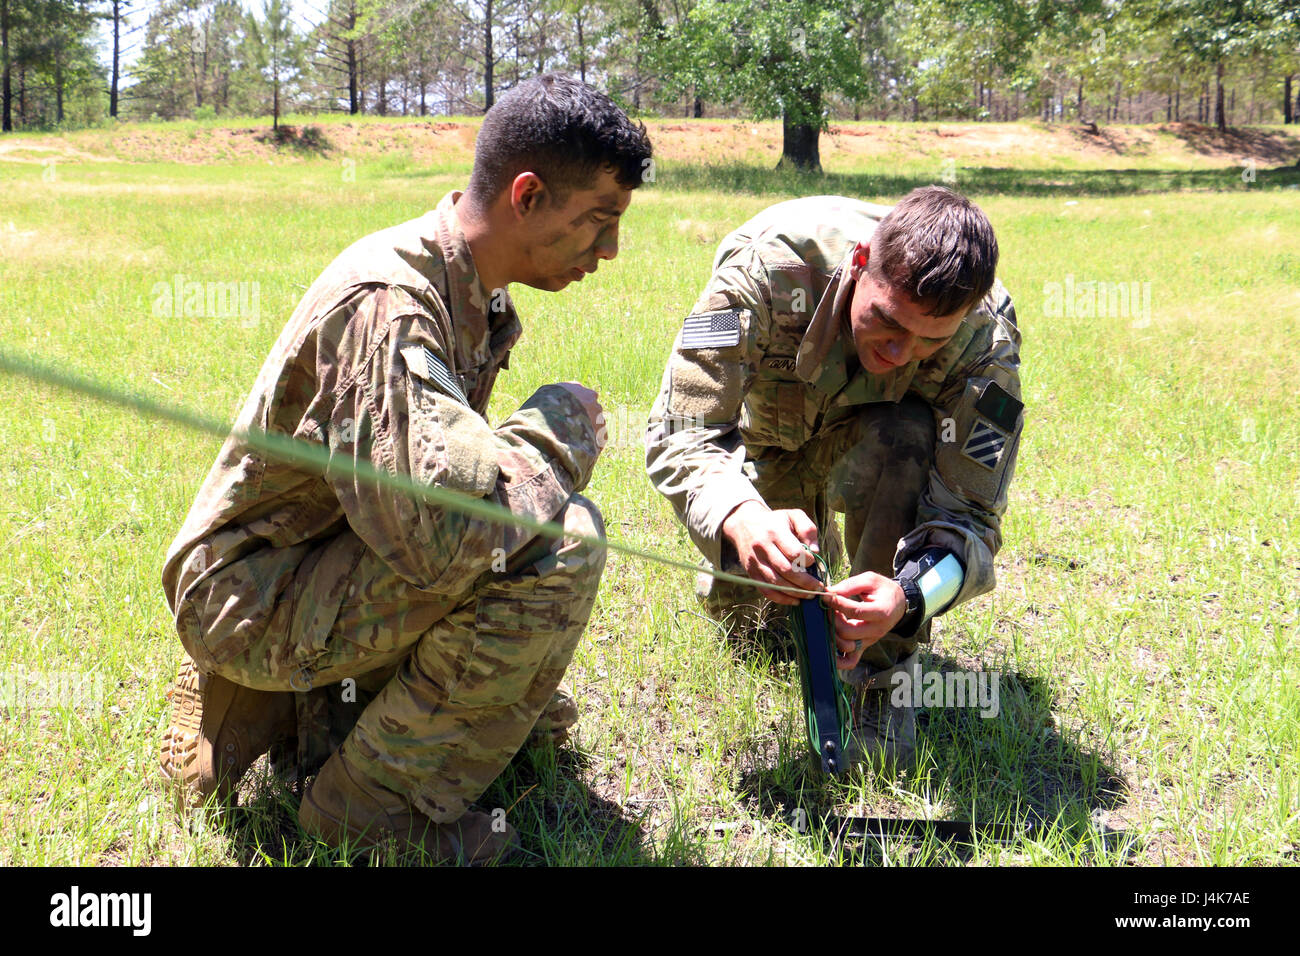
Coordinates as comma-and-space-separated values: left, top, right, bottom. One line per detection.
423, 345, 470, 407
681, 310, 742, 349
960, 419, 1009, 471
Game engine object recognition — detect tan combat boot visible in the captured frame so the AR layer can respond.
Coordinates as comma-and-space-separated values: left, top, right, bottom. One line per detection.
159, 653, 297, 807
299, 750, 520, 865
843, 652, 920, 770
528, 681, 579, 746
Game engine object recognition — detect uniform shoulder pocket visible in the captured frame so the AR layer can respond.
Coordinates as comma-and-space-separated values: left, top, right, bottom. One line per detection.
936, 377, 1023, 510
667, 308, 753, 422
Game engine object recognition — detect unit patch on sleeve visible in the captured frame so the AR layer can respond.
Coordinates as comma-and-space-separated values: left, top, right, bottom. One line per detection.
960, 419, 1010, 471
681, 310, 742, 349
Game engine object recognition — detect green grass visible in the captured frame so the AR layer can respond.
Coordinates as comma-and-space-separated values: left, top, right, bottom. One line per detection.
0, 125, 1297, 866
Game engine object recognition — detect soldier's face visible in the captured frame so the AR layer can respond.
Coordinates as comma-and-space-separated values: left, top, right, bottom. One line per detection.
513, 167, 632, 292
847, 243, 966, 374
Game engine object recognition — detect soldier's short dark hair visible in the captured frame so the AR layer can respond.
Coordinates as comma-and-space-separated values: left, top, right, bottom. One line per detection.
868, 186, 999, 317
468, 73, 653, 204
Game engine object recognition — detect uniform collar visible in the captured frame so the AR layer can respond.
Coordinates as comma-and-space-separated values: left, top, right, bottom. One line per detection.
795, 251, 856, 392
794, 250, 917, 405
428, 191, 522, 367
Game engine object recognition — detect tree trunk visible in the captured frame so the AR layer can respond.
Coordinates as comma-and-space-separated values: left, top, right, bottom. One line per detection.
1286, 75, 1295, 124
110, 0, 121, 118
576, 15, 585, 84
1, 0, 11, 132
693, 94, 702, 118
779, 87, 821, 172
1215, 61, 1225, 131
1174, 76, 1180, 122
347, 37, 358, 114
484, 0, 493, 111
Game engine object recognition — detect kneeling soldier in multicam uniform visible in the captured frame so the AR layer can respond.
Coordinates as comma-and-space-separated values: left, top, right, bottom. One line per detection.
160, 74, 652, 863
645, 187, 1023, 768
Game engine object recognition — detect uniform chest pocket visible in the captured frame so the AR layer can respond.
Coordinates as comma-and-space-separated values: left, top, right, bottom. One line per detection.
741, 379, 812, 451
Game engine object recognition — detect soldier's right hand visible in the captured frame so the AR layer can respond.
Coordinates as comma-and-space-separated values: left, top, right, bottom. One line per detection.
721, 501, 822, 605
555, 383, 607, 454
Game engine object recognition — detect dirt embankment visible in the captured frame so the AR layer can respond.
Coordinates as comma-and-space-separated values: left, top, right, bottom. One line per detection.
3, 117, 1298, 169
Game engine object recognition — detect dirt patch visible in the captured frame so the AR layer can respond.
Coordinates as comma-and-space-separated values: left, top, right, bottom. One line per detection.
12, 118, 1300, 171
1162, 122, 1300, 165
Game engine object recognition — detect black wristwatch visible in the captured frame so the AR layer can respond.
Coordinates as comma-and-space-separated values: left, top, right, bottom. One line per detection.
896, 575, 924, 638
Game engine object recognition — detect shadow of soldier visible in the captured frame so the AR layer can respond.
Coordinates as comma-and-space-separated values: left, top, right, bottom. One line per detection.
202, 736, 656, 867
734, 651, 1135, 865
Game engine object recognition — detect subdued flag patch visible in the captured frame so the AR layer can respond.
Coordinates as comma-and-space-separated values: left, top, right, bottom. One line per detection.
681, 310, 742, 349
961, 419, 1009, 470
423, 345, 471, 407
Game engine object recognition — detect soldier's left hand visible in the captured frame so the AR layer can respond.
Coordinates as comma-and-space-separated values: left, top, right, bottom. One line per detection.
822, 573, 907, 670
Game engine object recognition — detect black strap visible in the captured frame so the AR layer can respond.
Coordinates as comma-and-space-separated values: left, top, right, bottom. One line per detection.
797, 564, 845, 776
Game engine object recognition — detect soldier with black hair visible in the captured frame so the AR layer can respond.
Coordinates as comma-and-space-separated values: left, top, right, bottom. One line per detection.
161, 74, 653, 863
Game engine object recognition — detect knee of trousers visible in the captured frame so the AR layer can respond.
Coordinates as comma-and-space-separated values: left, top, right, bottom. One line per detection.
828, 395, 936, 514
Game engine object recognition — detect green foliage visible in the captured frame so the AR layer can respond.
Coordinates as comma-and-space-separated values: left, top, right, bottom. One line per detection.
657, 0, 870, 127
1, 0, 104, 129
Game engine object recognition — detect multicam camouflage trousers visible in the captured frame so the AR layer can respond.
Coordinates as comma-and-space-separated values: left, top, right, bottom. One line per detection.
197, 495, 605, 823
699, 395, 935, 676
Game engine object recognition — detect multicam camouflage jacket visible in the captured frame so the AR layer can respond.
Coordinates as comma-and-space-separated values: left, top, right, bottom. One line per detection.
163, 191, 599, 667
645, 195, 1024, 612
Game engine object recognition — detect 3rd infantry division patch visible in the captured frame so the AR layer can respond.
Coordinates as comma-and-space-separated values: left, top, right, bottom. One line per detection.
681, 310, 742, 349
961, 419, 1010, 470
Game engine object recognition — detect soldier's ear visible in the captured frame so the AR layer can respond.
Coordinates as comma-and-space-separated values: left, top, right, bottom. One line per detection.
851, 242, 870, 277
510, 172, 547, 218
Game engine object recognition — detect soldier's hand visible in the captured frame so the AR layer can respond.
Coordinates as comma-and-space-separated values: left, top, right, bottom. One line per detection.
555, 383, 607, 454
721, 501, 822, 606
822, 573, 907, 670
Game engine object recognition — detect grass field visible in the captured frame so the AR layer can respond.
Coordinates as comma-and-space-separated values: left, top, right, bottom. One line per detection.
1, 118, 1297, 866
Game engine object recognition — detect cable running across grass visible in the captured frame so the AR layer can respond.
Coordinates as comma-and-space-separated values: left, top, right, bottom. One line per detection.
0, 348, 822, 599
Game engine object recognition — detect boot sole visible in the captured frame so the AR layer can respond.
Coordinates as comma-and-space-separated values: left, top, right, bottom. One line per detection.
159, 657, 240, 808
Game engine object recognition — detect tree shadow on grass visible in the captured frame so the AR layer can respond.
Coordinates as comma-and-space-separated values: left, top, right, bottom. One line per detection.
735, 652, 1135, 865
206, 739, 656, 867
253, 124, 333, 156
1161, 123, 1300, 166
658, 160, 1300, 198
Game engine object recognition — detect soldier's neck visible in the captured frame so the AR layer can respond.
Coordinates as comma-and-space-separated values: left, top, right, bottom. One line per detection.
453, 191, 512, 297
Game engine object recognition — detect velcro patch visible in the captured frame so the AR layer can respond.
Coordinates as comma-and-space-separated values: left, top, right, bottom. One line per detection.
960, 419, 1010, 471
975, 381, 1022, 434
403, 344, 472, 408
681, 310, 742, 349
